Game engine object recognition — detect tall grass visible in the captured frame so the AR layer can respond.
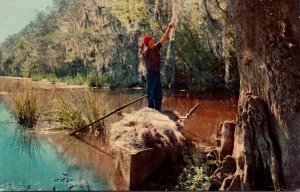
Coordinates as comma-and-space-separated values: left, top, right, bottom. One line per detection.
51, 90, 107, 136
6, 79, 108, 137
11, 88, 42, 128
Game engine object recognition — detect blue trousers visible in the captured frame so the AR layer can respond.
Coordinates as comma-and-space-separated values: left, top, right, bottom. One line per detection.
146, 72, 162, 111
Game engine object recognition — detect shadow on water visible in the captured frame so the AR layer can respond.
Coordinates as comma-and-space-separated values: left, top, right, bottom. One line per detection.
44, 132, 127, 190
73, 135, 113, 158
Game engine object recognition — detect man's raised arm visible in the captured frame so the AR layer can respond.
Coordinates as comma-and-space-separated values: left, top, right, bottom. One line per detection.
159, 22, 174, 45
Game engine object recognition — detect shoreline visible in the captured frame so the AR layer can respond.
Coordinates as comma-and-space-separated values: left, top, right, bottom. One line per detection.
0, 76, 88, 89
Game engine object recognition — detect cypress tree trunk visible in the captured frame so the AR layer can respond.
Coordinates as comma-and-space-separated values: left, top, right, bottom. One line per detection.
229, 0, 300, 190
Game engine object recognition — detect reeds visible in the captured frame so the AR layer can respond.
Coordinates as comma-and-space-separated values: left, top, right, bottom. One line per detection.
51, 89, 107, 136
6, 81, 108, 137
10, 88, 42, 128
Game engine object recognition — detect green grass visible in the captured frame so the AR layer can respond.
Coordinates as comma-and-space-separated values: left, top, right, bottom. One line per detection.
87, 72, 106, 88
107, 73, 134, 89
63, 73, 86, 85
31, 72, 60, 84
31, 73, 46, 81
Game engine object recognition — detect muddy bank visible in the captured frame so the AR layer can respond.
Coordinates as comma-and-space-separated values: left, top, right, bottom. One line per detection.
0, 76, 87, 90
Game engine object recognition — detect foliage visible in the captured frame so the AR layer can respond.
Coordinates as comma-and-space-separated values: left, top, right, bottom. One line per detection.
31, 73, 46, 81
107, 71, 135, 89
87, 72, 106, 88
175, 166, 208, 191
174, 20, 222, 90
110, 0, 148, 31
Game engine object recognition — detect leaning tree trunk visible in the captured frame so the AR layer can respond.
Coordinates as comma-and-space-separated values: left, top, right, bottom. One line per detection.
227, 0, 300, 190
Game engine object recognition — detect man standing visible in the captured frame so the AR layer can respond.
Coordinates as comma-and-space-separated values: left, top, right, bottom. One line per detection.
139, 23, 174, 111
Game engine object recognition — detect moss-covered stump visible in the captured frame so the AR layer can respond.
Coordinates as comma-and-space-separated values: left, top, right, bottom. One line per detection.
109, 108, 186, 189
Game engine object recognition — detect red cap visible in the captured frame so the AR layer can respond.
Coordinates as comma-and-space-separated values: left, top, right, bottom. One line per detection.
143, 35, 152, 44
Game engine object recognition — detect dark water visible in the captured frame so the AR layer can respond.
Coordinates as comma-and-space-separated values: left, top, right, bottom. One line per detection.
163, 91, 237, 144
93, 89, 238, 145
0, 76, 238, 143
0, 100, 110, 191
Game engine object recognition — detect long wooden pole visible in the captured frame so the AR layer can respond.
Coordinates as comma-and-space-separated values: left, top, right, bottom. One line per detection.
70, 95, 147, 136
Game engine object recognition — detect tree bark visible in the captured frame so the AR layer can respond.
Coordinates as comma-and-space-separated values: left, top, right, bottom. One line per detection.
230, 0, 300, 190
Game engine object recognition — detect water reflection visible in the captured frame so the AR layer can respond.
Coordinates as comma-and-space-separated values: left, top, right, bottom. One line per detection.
45, 132, 126, 190
10, 127, 43, 160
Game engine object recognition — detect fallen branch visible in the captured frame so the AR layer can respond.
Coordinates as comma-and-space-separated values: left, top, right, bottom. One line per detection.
179, 103, 199, 119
